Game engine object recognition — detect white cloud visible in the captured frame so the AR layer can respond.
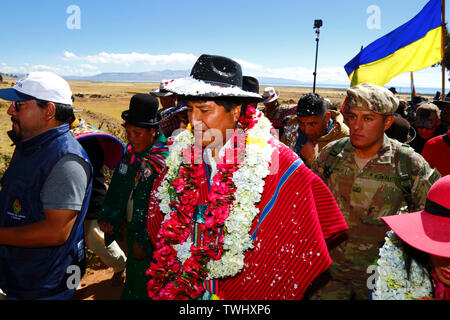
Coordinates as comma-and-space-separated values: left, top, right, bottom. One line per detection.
232, 58, 264, 71
63, 51, 76, 60
243, 64, 349, 85
0, 63, 99, 77
80, 64, 98, 70
62, 51, 197, 68
3, 51, 448, 89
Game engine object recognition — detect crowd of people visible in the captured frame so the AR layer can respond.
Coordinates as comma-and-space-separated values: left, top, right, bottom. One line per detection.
0, 54, 448, 300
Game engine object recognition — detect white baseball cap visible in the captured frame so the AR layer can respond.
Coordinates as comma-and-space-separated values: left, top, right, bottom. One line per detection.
0, 72, 73, 105
150, 81, 174, 97
262, 87, 280, 103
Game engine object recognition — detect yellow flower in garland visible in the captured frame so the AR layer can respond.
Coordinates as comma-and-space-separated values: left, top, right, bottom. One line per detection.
246, 136, 267, 149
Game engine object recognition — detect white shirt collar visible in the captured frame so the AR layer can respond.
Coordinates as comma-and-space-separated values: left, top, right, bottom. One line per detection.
203, 136, 234, 184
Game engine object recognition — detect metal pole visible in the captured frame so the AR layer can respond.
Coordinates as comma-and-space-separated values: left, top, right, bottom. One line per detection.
313, 28, 320, 94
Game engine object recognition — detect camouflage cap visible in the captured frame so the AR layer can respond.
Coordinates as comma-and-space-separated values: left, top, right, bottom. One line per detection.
345, 83, 399, 115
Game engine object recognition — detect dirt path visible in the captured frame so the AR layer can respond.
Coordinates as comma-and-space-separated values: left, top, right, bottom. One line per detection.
72, 256, 123, 300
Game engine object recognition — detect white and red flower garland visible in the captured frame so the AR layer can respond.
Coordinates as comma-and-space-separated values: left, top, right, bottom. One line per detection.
372, 230, 433, 300
146, 106, 275, 300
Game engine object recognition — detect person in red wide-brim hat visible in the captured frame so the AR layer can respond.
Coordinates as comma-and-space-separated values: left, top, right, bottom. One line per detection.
373, 175, 450, 300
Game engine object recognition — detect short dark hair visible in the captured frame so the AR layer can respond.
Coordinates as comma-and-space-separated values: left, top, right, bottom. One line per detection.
36, 99, 74, 123
296, 93, 329, 117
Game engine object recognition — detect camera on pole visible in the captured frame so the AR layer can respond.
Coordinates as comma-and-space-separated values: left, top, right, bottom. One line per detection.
313, 19, 323, 94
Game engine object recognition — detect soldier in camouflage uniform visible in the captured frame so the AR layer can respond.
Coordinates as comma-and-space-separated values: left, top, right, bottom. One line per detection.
310, 83, 441, 300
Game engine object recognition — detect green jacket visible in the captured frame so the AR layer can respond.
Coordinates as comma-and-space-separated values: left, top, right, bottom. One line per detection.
310, 134, 440, 296
98, 133, 169, 256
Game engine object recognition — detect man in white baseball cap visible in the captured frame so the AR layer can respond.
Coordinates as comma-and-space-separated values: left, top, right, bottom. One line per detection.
0, 71, 93, 300
1, 71, 73, 104
0, 72, 74, 141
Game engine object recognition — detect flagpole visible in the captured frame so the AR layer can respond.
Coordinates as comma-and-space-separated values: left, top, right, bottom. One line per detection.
442, 0, 446, 99
411, 72, 416, 102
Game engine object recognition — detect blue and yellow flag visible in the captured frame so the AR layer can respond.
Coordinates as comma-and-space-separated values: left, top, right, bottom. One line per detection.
345, 0, 443, 87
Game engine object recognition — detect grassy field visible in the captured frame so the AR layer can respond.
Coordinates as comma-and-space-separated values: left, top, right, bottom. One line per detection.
0, 79, 429, 177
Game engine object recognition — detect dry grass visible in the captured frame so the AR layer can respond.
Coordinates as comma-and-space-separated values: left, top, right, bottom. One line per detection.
0, 99, 13, 176
70, 81, 161, 120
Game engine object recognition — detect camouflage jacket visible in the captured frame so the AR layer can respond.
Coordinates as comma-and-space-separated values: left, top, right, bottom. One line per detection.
310, 134, 441, 291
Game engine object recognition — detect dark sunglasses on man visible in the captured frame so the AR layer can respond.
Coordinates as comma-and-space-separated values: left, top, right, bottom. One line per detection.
11, 101, 34, 112
12, 99, 48, 112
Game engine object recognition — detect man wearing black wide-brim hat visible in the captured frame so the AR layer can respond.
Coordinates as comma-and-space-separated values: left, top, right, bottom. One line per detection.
98, 93, 169, 300
146, 54, 348, 300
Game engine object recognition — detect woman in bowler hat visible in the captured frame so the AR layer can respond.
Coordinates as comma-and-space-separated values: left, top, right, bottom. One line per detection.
98, 94, 170, 299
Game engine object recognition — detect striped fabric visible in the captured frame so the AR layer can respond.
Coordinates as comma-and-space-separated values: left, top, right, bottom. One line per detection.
147, 142, 348, 300
140, 141, 169, 175
71, 119, 124, 170
160, 117, 180, 137
250, 159, 303, 241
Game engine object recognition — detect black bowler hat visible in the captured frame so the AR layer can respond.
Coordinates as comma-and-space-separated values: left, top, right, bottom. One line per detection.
121, 94, 161, 128
243, 76, 260, 94
159, 54, 263, 101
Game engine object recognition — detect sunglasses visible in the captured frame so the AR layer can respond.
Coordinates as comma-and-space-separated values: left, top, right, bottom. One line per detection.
11, 100, 35, 112
11, 100, 47, 112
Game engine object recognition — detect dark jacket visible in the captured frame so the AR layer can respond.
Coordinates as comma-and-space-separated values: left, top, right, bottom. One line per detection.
0, 124, 93, 299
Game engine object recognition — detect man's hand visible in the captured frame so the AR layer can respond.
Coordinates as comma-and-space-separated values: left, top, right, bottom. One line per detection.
300, 140, 319, 162
99, 221, 115, 236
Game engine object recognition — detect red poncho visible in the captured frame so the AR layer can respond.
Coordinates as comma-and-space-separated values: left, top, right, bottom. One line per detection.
147, 143, 348, 300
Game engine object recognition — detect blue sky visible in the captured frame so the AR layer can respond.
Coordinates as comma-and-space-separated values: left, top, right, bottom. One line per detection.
1, 0, 449, 90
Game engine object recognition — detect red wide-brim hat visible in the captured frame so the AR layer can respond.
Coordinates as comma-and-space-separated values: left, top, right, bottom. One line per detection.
381, 175, 450, 259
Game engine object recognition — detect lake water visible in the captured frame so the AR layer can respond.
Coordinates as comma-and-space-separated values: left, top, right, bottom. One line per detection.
260, 82, 443, 96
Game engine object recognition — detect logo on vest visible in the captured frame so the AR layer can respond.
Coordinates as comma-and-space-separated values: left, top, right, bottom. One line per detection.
7, 200, 26, 220
13, 200, 21, 215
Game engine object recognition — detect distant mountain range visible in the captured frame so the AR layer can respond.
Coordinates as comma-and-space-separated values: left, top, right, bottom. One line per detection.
65, 70, 190, 82
62, 70, 310, 86
5, 70, 440, 94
